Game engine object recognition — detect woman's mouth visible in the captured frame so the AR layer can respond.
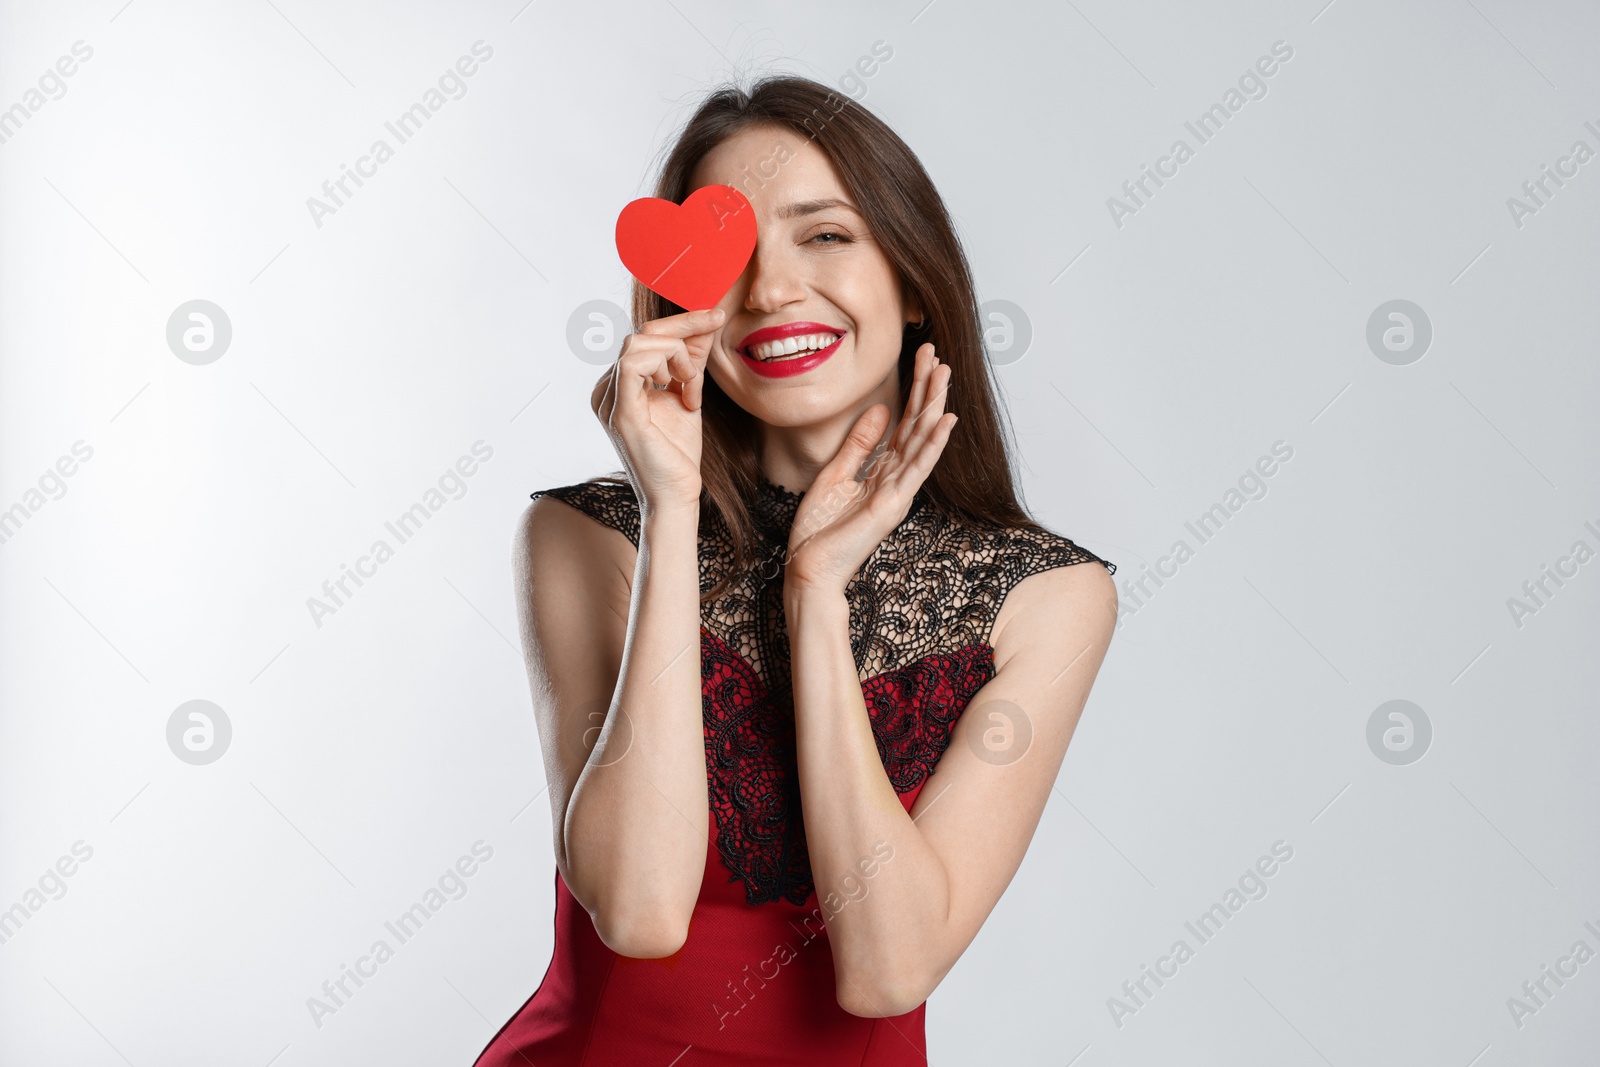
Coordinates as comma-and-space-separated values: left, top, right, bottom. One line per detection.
736, 323, 846, 379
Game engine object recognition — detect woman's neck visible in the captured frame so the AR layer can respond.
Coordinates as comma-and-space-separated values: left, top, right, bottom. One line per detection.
757, 392, 903, 495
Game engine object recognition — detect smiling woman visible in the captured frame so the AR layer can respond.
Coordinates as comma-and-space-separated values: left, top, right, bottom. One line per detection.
474, 74, 1117, 1066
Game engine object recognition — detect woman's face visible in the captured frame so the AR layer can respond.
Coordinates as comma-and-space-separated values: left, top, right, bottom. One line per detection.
686, 124, 920, 428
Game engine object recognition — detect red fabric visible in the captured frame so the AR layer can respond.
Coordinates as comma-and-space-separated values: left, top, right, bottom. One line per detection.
472, 802, 929, 1066
469, 631, 996, 1065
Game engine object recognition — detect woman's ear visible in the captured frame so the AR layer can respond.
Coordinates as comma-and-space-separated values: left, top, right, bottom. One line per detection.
902, 292, 925, 329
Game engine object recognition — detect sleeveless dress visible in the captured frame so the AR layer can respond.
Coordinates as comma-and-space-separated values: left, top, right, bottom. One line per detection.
473, 473, 1115, 1066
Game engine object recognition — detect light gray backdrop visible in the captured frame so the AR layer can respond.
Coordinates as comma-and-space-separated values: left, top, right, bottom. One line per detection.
2, 0, 1596, 1064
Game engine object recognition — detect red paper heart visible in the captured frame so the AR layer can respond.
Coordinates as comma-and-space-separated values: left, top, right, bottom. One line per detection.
615, 184, 757, 311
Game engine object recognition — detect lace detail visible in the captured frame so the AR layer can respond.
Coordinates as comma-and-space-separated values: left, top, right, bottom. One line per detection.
701, 628, 810, 904
528, 473, 1115, 905
530, 479, 641, 548
700, 629, 1001, 906
861, 642, 998, 792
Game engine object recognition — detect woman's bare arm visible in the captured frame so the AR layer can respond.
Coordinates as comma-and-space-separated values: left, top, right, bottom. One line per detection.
513, 491, 707, 958
786, 560, 1117, 1016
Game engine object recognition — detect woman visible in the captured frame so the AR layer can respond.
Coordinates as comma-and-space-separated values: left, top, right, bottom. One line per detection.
474, 75, 1117, 1065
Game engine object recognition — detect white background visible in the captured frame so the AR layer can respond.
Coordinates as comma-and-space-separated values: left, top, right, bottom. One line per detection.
1, 1, 1597, 1064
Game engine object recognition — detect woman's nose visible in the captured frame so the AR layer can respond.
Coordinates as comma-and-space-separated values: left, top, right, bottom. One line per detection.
742, 243, 805, 313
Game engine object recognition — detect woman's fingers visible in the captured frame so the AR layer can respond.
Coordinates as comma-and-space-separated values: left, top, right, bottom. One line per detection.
884, 404, 955, 501
591, 362, 619, 422
614, 327, 714, 409
900, 359, 949, 462
638, 306, 725, 340
613, 337, 683, 402
908, 412, 958, 485
824, 404, 891, 487
867, 347, 952, 501
896, 344, 932, 452
594, 308, 722, 418
662, 342, 701, 392
585, 311, 714, 514
683, 360, 705, 411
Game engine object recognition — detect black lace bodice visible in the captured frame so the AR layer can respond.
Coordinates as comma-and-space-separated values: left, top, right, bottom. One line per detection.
529, 473, 1115, 906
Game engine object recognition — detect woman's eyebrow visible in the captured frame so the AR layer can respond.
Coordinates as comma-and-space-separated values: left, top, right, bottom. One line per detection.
774, 197, 860, 219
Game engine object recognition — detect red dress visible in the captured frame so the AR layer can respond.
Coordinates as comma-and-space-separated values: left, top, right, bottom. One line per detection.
473, 473, 1114, 1066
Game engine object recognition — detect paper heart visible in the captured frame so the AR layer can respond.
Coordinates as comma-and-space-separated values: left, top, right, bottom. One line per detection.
614, 184, 757, 311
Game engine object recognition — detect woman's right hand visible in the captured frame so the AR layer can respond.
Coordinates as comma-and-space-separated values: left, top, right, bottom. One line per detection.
590, 307, 724, 515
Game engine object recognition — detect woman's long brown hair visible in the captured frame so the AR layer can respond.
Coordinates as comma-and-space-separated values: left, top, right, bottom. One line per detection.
611, 74, 1052, 604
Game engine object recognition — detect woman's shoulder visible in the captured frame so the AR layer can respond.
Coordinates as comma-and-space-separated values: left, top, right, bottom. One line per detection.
928, 510, 1117, 646
851, 506, 1115, 657
528, 474, 641, 549
932, 507, 1115, 580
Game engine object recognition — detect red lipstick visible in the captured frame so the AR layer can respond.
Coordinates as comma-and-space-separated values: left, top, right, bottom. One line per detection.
736, 321, 846, 379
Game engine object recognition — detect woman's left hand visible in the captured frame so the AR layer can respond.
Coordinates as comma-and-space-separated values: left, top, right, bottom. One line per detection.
783, 343, 957, 597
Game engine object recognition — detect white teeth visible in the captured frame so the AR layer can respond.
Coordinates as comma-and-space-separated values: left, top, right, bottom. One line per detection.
748, 332, 840, 361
